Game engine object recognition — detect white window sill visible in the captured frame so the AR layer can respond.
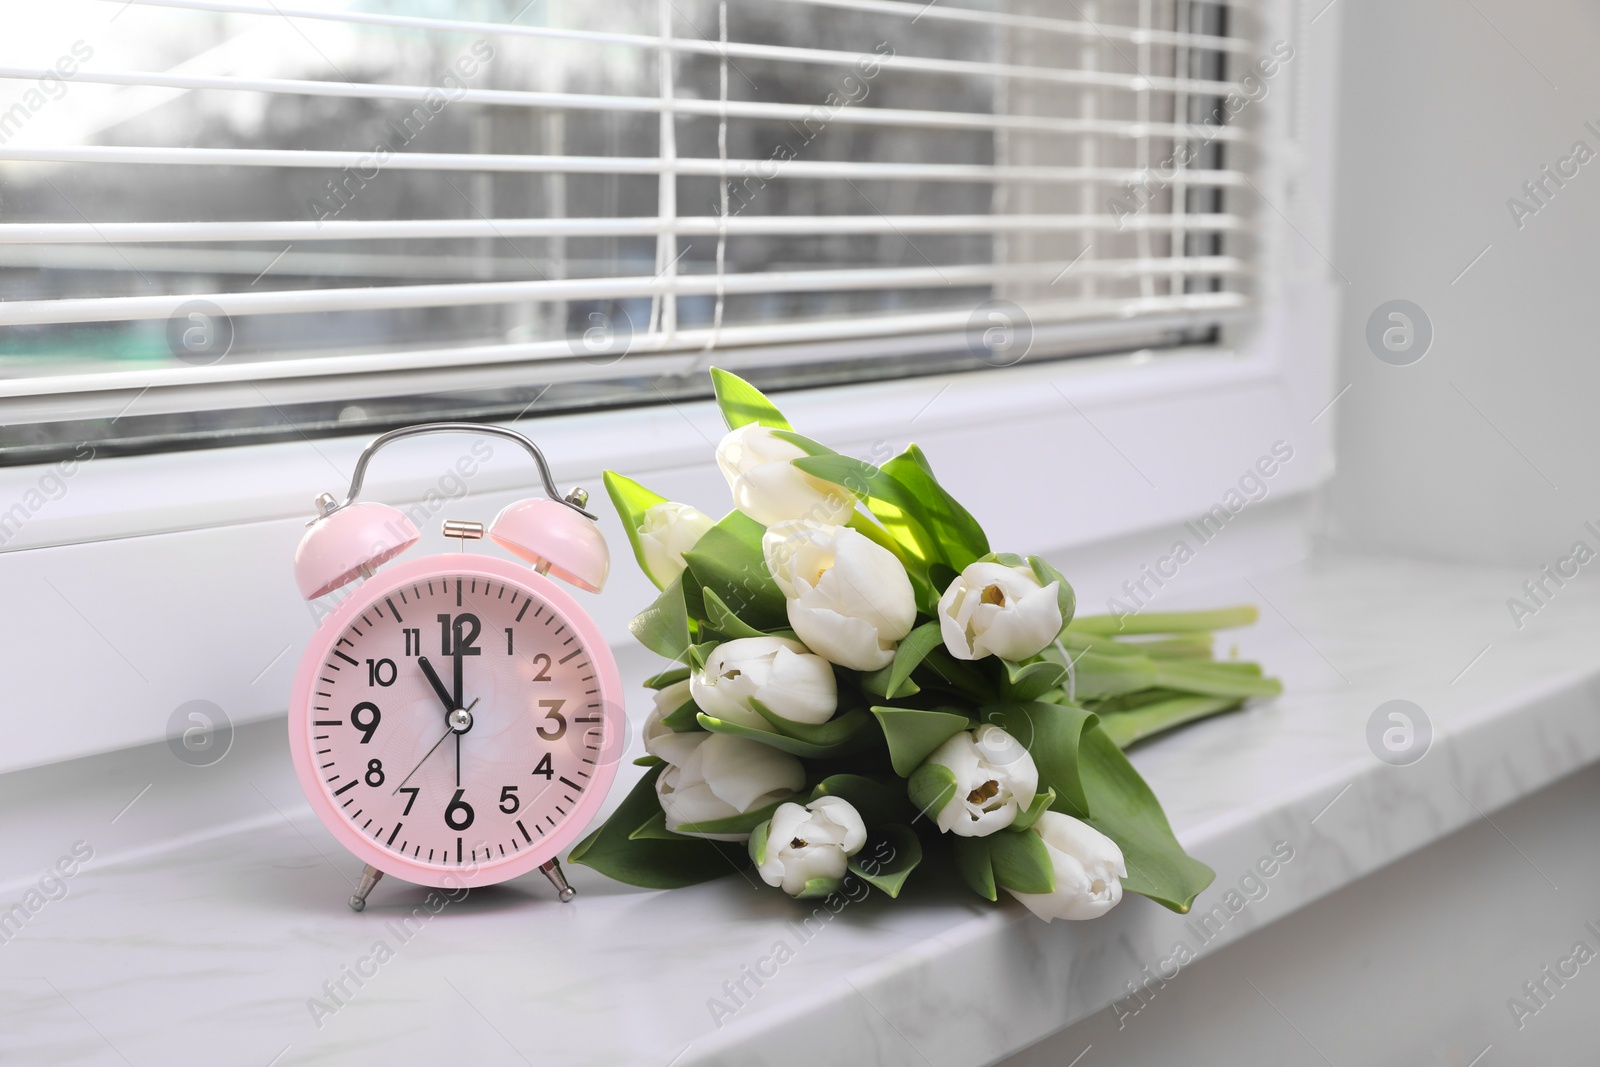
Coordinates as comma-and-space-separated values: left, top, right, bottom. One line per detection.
1, 551, 1590, 1065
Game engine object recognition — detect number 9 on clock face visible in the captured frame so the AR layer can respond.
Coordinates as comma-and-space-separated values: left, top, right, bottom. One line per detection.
287, 555, 625, 889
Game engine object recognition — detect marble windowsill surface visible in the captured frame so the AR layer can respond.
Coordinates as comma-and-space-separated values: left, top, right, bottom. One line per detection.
2, 552, 1596, 1067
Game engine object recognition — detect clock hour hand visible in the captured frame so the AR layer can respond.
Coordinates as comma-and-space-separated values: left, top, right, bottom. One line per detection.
391, 698, 477, 794
417, 656, 457, 713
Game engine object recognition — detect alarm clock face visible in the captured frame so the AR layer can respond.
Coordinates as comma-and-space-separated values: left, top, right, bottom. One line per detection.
289, 554, 624, 888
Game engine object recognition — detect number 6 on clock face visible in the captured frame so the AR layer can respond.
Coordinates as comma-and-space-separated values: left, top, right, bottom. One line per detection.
286, 423, 623, 906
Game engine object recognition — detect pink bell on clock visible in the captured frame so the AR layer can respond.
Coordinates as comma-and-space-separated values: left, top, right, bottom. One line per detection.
490, 496, 609, 593
294, 500, 420, 599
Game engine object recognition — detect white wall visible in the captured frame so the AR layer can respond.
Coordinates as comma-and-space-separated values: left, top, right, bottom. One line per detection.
1323, 0, 1600, 564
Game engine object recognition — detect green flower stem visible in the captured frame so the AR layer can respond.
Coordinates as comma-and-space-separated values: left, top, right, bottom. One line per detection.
1098, 695, 1244, 748
1147, 660, 1281, 699
1057, 631, 1215, 661
1068, 606, 1258, 635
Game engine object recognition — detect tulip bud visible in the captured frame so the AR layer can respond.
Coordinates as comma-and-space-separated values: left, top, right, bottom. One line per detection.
637, 501, 715, 587
642, 679, 700, 765
715, 424, 856, 527
751, 796, 868, 896
938, 561, 1064, 661
915, 724, 1039, 837
690, 636, 838, 731
1005, 811, 1127, 921
655, 732, 805, 841
762, 520, 917, 672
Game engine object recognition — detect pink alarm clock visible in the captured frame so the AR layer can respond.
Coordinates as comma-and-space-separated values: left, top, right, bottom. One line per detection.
288, 423, 624, 911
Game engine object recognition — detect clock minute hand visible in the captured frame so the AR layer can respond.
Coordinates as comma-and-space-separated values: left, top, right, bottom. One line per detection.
391, 698, 478, 795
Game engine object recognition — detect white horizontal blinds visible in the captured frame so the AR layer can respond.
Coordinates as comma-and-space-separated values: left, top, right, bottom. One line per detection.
0, 0, 1251, 403
995, 0, 1243, 321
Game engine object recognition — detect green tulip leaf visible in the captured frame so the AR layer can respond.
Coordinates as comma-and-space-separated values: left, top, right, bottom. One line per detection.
906, 761, 958, 823
848, 824, 922, 899
643, 666, 692, 690
672, 797, 788, 837
860, 662, 922, 700
750, 701, 879, 754
880, 445, 989, 570
989, 824, 1056, 895
808, 774, 915, 826
1078, 723, 1215, 913
793, 453, 941, 570
869, 705, 972, 777
794, 876, 845, 900
629, 809, 684, 840
748, 816, 772, 867
602, 470, 673, 590
701, 586, 769, 640
1011, 786, 1056, 832
658, 693, 703, 732
1003, 659, 1070, 703
767, 429, 836, 457
916, 647, 994, 702
697, 711, 870, 758
633, 755, 664, 768
981, 701, 1096, 819
684, 641, 720, 673
710, 366, 792, 431
629, 574, 694, 663
683, 510, 788, 632
569, 766, 750, 888
883, 620, 945, 700
952, 835, 997, 902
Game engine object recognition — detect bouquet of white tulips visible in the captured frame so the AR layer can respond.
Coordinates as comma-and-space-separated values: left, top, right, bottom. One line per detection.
570, 369, 1281, 922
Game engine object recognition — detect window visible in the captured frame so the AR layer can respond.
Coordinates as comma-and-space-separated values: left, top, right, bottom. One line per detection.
1, 0, 1253, 463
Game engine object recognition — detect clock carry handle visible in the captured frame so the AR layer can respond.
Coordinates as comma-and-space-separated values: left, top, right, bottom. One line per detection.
293, 422, 610, 600
334, 422, 596, 521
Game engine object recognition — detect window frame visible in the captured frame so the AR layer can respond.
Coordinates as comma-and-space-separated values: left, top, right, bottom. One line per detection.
0, 0, 1344, 775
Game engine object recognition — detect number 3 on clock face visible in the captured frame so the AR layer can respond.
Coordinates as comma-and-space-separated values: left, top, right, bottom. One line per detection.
287, 554, 625, 889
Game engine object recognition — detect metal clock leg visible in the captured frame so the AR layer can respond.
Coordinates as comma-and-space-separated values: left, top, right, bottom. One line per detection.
348, 864, 384, 911
539, 858, 576, 902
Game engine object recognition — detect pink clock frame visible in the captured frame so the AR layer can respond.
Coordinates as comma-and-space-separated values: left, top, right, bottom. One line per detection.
287, 552, 625, 890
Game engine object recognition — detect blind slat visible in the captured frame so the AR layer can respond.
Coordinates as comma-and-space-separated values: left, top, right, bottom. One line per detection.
0, 62, 1240, 112
0, 258, 1250, 326
0, 215, 1248, 244
0, 145, 1250, 184
98, 0, 1241, 95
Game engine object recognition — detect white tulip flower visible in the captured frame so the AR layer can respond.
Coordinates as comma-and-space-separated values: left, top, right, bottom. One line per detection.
642, 679, 699, 765
655, 732, 805, 841
752, 796, 868, 896
1006, 811, 1127, 921
715, 424, 856, 526
938, 561, 1064, 662
919, 725, 1039, 837
637, 501, 715, 587
690, 636, 838, 731
762, 520, 917, 672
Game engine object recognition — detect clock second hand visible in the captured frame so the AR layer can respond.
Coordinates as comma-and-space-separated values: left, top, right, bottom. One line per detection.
391, 697, 477, 795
